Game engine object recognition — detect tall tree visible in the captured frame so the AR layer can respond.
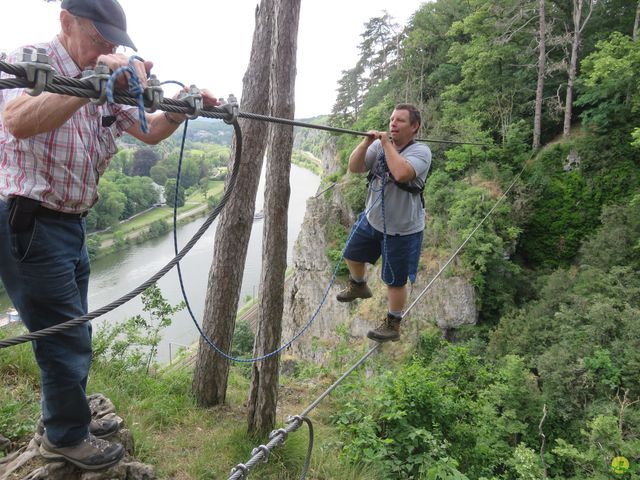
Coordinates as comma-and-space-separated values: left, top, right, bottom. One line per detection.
563, 0, 595, 137
192, 0, 275, 406
634, 0, 640, 41
247, 0, 301, 435
533, 0, 547, 150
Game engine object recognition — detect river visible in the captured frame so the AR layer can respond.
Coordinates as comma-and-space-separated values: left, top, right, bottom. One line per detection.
0, 164, 320, 363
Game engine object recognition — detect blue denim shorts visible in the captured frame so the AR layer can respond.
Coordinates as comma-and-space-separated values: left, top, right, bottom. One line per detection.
344, 213, 423, 287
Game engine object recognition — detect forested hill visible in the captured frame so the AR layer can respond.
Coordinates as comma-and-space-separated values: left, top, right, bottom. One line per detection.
322, 1, 640, 478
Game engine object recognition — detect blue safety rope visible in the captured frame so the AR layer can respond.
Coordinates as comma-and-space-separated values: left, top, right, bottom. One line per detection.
171, 135, 382, 362
370, 149, 396, 286
106, 56, 148, 134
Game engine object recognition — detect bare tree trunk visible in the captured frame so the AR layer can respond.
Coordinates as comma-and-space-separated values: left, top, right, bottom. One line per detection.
533, 0, 546, 150
192, 0, 275, 406
247, 0, 301, 435
634, 0, 640, 41
563, 0, 594, 137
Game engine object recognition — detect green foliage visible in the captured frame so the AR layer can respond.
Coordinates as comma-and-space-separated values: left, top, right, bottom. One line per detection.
86, 236, 102, 260
164, 178, 185, 208
93, 284, 184, 373
291, 149, 323, 175
231, 320, 255, 357
146, 219, 170, 239
333, 341, 543, 479
343, 173, 368, 213
577, 32, 640, 131
325, 222, 350, 277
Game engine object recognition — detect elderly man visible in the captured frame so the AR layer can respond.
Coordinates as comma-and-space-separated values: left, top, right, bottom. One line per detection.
336, 104, 432, 342
0, 0, 217, 470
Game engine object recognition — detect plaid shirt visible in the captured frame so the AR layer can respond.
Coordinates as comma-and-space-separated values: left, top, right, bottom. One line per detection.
0, 36, 138, 213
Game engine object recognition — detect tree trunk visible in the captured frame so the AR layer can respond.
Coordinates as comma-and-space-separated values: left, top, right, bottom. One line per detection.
247, 0, 301, 435
192, 0, 275, 406
634, 0, 640, 41
532, 0, 546, 150
563, 0, 594, 137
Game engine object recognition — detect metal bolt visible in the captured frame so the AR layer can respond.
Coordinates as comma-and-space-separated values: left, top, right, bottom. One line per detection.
21, 48, 33, 62
36, 48, 49, 64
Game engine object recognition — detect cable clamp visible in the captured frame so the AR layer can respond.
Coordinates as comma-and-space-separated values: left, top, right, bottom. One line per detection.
230, 463, 249, 479
178, 84, 202, 119
82, 63, 110, 105
251, 444, 270, 463
16, 47, 55, 97
221, 93, 239, 124
268, 428, 288, 444
143, 74, 164, 113
285, 415, 303, 428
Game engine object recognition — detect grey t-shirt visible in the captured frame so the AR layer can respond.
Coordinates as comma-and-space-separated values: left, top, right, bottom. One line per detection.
364, 140, 432, 235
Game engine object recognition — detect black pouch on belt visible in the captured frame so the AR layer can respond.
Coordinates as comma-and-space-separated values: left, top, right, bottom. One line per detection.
8, 196, 40, 233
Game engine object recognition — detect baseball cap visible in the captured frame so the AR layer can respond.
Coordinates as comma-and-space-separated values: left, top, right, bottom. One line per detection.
61, 0, 137, 51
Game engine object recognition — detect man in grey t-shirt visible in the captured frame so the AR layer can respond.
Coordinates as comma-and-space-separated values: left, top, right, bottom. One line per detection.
336, 104, 431, 342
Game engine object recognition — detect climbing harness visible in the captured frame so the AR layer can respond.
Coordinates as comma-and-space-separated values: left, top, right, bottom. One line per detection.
366, 139, 426, 207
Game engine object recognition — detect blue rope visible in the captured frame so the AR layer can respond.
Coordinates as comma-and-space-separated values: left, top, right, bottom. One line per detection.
370, 149, 395, 286
106, 56, 148, 134
171, 135, 382, 362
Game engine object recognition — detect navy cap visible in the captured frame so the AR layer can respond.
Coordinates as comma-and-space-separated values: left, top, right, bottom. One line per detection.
61, 0, 137, 51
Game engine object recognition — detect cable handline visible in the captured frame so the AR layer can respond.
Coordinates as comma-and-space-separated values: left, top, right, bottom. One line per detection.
0, 59, 492, 147
0, 120, 243, 350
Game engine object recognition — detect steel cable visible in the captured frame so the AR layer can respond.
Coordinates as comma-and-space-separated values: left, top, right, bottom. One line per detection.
0, 120, 243, 349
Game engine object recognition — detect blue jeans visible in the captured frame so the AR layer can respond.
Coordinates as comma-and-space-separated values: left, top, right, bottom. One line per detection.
344, 213, 423, 287
0, 199, 91, 447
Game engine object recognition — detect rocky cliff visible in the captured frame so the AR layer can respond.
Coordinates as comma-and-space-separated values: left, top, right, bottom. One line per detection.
281, 139, 478, 364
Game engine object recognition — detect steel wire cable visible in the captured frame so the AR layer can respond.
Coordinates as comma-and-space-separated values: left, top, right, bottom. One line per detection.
0, 60, 492, 146
228, 343, 380, 480
0, 120, 243, 349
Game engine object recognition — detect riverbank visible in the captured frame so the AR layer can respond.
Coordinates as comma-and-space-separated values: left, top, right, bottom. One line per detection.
88, 181, 224, 260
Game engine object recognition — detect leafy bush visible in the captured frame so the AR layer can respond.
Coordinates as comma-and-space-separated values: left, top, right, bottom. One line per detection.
343, 173, 368, 213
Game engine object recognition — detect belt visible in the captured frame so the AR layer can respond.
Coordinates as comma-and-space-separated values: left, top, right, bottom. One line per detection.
1, 195, 88, 219
38, 205, 89, 219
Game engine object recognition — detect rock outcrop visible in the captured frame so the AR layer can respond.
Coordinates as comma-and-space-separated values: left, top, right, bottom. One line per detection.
281, 140, 478, 365
0, 394, 155, 480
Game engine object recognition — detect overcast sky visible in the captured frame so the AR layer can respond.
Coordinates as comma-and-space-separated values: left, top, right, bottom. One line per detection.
0, 0, 425, 118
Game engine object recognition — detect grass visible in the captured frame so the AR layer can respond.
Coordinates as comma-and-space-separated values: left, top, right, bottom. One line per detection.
0, 321, 383, 479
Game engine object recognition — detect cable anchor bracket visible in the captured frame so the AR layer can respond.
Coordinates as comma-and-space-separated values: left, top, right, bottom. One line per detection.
143, 74, 164, 113
178, 84, 203, 119
221, 93, 239, 124
82, 63, 111, 105
17, 48, 55, 97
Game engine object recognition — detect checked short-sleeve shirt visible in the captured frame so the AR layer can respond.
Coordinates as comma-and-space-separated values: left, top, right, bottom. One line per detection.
0, 35, 138, 213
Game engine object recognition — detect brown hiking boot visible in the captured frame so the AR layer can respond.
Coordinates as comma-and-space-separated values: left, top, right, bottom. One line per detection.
336, 278, 372, 303
367, 313, 402, 342
36, 417, 120, 439
40, 433, 124, 470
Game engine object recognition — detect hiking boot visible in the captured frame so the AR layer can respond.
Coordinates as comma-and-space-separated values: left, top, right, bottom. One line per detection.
336, 279, 372, 303
40, 433, 124, 470
367, 313, 402, 342
36, 417, 120, 439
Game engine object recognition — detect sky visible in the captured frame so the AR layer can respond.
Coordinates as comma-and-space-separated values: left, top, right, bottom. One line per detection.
0, 0, 426, 118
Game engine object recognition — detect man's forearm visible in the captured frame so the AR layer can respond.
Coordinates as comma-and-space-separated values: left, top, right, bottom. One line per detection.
3, 93, 89, 139
383, 142, 416, 182
348, 140, 370, 173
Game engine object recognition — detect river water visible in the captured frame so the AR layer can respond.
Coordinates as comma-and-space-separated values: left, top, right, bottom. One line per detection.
1, 164, 320, 363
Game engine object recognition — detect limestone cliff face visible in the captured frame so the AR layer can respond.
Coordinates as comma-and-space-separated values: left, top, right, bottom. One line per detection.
282, 140, 477, 364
